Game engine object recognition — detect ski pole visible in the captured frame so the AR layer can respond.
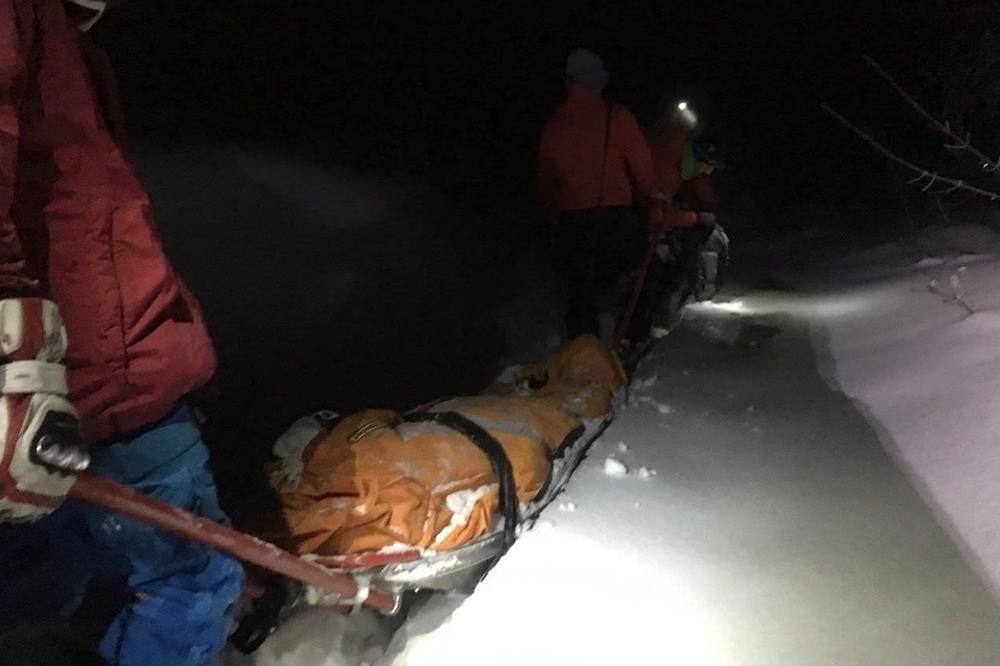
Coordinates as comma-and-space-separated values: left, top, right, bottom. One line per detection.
68, 472, 399, 614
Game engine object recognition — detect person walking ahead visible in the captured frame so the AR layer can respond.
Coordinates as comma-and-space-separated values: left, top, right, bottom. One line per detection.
539, 48, 666, 338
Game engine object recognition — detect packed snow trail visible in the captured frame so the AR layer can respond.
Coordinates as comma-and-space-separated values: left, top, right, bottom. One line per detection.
385, 298, 1000, 665
219, 223, 1000, 665
806, 223, 1000, 596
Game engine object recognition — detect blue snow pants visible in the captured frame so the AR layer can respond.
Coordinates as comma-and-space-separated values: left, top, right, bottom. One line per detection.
0, 405, 244, 665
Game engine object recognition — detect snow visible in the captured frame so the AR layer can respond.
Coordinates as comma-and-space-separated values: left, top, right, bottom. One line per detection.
652, 401, 674, 415
377, 542, 422, 555
432, 485, 495, 547
379, 594, 469, 664
221, 220, 1000, 665
389, 529, 728, 666
268, 416, 328, 489
631, 375, 658, 391
635, 466, 656, 481
602, 457, 629, 478
493, 364, 525, 386
806, 221, 1000, 595
915, 257, 946, 268
374, 220, 1000, 665
217, 608, 392, 666
630, 390, 675, 415
383, 556, 461, 584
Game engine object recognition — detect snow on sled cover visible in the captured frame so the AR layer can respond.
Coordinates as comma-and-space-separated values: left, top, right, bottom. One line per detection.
266, 335, 626, 555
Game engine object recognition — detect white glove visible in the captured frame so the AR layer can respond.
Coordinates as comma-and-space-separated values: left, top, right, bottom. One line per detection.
0, 298, 88, 522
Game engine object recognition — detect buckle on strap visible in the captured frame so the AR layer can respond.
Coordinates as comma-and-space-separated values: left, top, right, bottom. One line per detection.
0, 361, 68, 395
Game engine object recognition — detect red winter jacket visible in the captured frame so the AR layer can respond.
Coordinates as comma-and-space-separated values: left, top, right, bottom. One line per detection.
648, 122, 688, 197
538, 85, 660, 217
684, 175, 720, 210
1, 0, 216, 442
648, 123, 720, 212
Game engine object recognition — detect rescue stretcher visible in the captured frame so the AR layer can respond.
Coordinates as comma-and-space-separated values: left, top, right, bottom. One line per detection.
65, 336, 626, 654
51, 201, 730, 655
286, 407, 613, 594
235, 335, 625, 644
61, 206, 728, 654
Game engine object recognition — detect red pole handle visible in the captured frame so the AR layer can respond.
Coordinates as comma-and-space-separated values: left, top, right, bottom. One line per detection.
613, 219, 669, 349
612, 208, 698, 350
68, 473, 397, 614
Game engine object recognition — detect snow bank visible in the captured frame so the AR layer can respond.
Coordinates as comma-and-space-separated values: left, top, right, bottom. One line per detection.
808, 222, 1000, 593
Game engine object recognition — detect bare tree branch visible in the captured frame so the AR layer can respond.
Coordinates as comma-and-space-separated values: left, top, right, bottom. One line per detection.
863, 54, 1000, 171
928, 276, 975, 316
821, 103, 1000, 201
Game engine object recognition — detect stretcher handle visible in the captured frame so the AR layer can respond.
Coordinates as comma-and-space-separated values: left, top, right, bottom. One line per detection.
68, 472, 398, 614
613, 208, 698, 350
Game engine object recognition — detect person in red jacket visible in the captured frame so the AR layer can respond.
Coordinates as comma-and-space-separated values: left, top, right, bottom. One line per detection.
622, 104, 728, 346
653, 129, 723, 275
648, 100, 721, 213
648, 101, 692, 201
0, 2, 242, 664
539, 48, 668, 339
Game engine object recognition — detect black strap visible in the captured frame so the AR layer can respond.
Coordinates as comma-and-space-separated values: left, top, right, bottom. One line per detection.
598, 104, 615, 207
532, 423, 584, 500
409, 411, 518, 548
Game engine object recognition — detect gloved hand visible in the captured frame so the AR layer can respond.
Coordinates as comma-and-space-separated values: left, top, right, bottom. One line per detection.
666, 209, 699, 229
0, 298, 88, 522
651, 191, 672, 207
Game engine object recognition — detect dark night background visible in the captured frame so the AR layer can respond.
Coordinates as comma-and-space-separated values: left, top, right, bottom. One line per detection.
89, 0, 1000, 519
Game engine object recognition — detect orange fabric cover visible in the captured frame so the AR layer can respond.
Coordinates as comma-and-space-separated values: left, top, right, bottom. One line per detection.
274, 336, 626, 555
